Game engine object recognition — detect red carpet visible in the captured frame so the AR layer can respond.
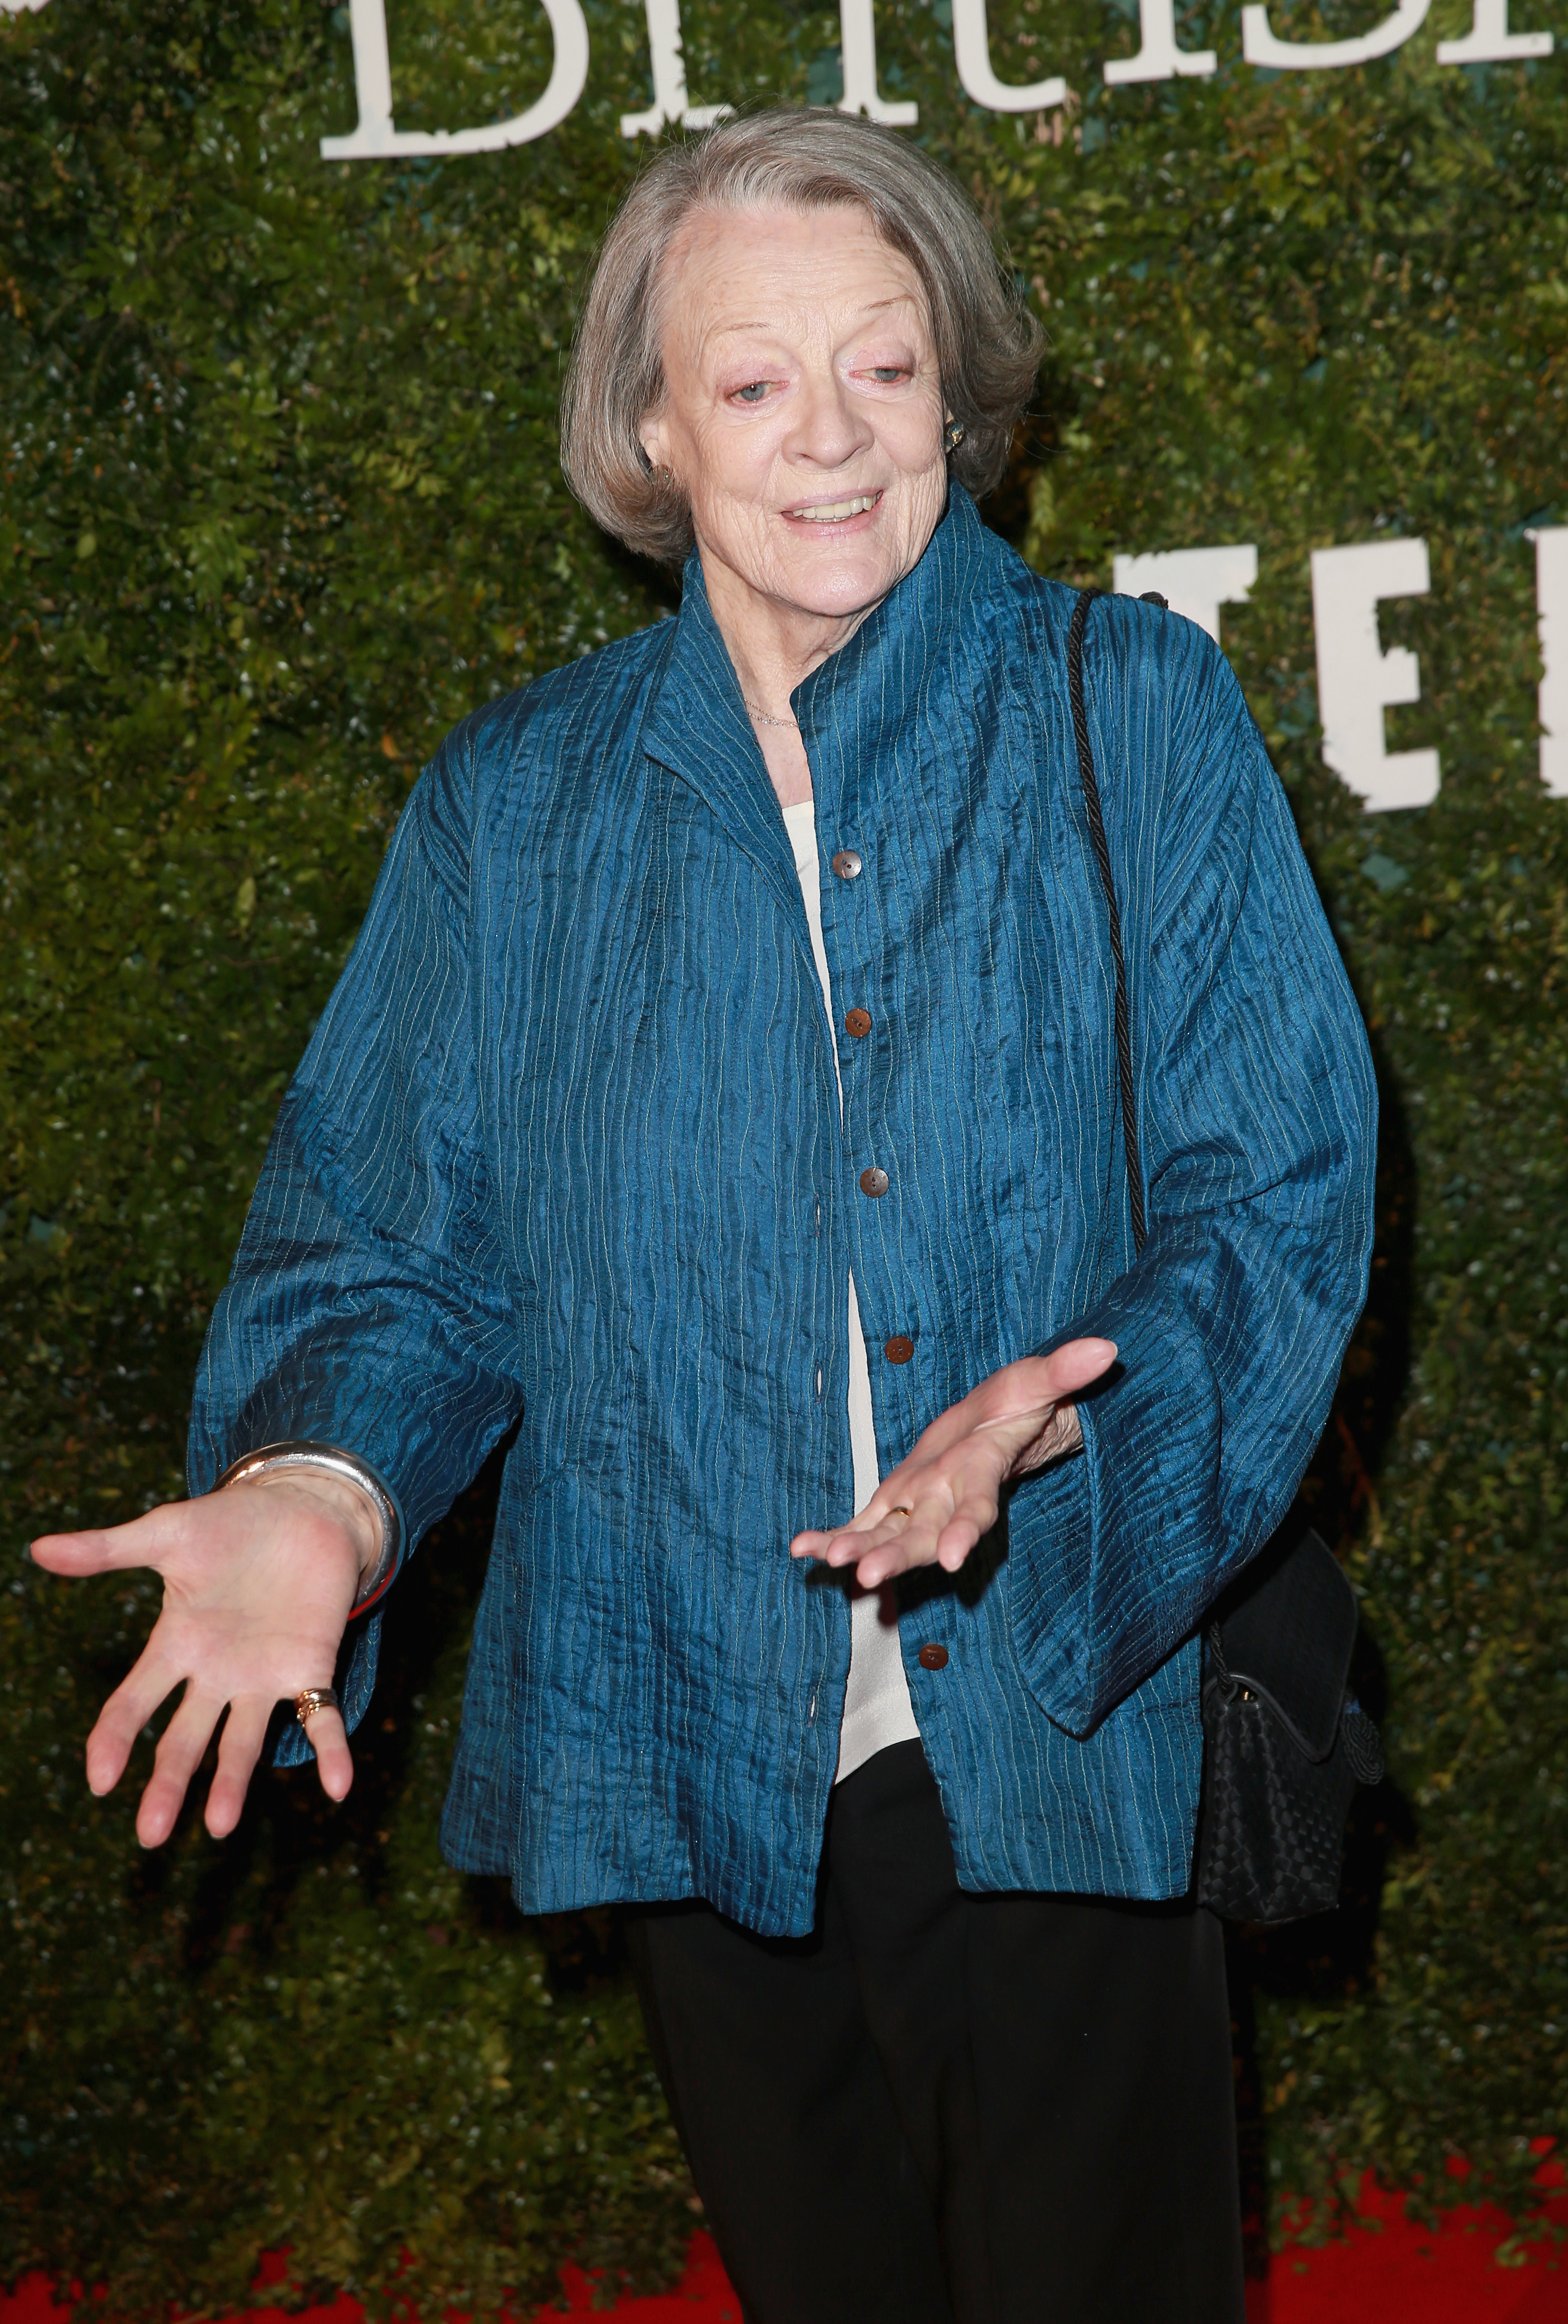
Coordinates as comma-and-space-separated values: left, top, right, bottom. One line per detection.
1248, 2177, 1568, 2321
6, 2188, 1567, 2323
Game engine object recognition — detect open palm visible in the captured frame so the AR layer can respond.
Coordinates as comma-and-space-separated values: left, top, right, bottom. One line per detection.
791, 1337, 1116, 1590
30, 1474, 372, 1845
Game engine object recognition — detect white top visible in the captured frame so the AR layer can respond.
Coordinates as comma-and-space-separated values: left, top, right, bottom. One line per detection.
782, 800, 922, 1783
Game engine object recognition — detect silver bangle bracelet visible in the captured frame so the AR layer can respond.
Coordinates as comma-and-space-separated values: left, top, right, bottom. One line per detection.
213, 1440, 402, 1616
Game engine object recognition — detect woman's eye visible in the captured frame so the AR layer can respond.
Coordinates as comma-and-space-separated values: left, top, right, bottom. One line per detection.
868, 367, 905, 383
733, 381, 769, 403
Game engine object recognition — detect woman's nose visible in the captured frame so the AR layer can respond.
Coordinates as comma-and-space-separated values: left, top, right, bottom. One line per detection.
784, 370, 873, 470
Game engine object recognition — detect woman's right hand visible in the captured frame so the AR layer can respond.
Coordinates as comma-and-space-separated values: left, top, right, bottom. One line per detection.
29, 1470, 378, 1847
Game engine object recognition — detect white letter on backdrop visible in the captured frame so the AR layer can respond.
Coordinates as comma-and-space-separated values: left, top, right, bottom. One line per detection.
1311, 539, 1439, 812
1242, 0, 1429, 70
1104, 0, 1216, 84
1437, 0, 1551, 61
839, 0, 919, 121
1112, 544, 1257, 643
951, 0, 1066, 110
321, 0, 587, 157
620, 0, 730, 136
1527, 527, 1568, 799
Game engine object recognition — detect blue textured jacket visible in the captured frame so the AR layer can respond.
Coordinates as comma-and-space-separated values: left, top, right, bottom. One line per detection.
189, 486, 1375, 1938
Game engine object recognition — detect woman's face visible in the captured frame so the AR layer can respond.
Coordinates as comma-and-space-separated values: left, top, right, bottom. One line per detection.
639, 203, 949, 627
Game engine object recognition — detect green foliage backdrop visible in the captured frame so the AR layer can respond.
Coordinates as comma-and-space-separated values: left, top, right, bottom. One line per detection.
2, 0, 1565, 2302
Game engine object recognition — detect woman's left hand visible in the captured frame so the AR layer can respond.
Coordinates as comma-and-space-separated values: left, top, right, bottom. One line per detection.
790, 1337, 1117, 1590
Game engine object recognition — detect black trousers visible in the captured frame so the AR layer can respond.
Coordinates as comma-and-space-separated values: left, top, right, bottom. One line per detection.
627, 1740, 1244, 2324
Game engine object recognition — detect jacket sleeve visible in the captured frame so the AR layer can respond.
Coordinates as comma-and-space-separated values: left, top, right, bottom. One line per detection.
1008, 606, 1377, 1738
186, 723, 526, 1757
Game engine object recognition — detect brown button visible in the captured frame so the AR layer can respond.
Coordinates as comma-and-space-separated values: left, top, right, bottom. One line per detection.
845, 1008, 872, 1039
918, 1643, 949, 1672
830, 848, 863, 880
859, 1166, 889, 1198
884, 1335, 914, 1364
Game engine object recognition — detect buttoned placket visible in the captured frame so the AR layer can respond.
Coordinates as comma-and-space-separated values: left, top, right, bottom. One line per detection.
806, 733, 954, 1696
819, 810, 916, 1391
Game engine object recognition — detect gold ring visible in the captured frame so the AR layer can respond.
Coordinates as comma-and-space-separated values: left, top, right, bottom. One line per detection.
295, 1686, 341, 1726
887, 1505, 913, 1518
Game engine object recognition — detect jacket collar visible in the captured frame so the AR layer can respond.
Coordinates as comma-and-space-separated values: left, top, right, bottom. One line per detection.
790, 481, 992, 794
638, 485, 996, 897
638, 545, 800, 919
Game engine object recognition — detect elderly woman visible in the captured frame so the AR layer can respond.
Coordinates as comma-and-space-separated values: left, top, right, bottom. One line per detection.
35, 110, 1375, 2323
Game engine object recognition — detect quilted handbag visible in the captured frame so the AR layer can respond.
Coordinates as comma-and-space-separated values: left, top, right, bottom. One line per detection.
1067, 588, 1385, 1925
1195, 1528, 1385, 1921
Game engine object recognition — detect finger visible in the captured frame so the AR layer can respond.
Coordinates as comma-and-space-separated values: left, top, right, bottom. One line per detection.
85, 1650, 184, 1796
300, 1703, 354, 1803
206, 1699, 272, 1839
822, 1493, 915, 1558
790, 1527, 834, 1560
936, 1486, 1002, 1571
30, 1502, 191, 1578
791, 1521, 881, 1560
790, 1513, 906, 1572
1038, 1335, 1118, 1403
792, 1420, 1002, 1566
790, 1493, 898, 1558
821, 1503, 926, 1568
856, 1514, 967, 1587
137, 1687, 225, 1849
847, 1500, 949, 1586
832, 1449, 1002, 1569
857, 1472, 1003, 1586
815, 1473, 963, 1570
852, 1538, 920, 1588
852, 1523, 942, 1587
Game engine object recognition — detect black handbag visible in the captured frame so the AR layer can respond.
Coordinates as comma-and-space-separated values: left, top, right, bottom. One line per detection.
1067, 588, 1385, 1925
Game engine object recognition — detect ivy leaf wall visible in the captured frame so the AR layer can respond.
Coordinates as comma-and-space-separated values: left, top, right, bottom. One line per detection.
2, 0, 1565, 2302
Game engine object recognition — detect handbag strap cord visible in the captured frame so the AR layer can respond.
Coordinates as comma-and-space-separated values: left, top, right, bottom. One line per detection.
1067, 587, 1148, 1255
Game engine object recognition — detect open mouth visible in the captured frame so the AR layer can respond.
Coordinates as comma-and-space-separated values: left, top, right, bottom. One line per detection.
784, 491, 883, 525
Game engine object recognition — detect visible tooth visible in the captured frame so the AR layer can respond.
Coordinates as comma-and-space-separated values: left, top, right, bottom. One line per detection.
794, 493, 876, 522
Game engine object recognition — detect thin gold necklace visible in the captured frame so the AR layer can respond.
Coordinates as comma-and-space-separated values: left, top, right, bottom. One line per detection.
744, 698, 797, 730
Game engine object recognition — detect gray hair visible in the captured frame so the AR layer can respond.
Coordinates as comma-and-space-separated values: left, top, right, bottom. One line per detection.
560, 109, 1044, 565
